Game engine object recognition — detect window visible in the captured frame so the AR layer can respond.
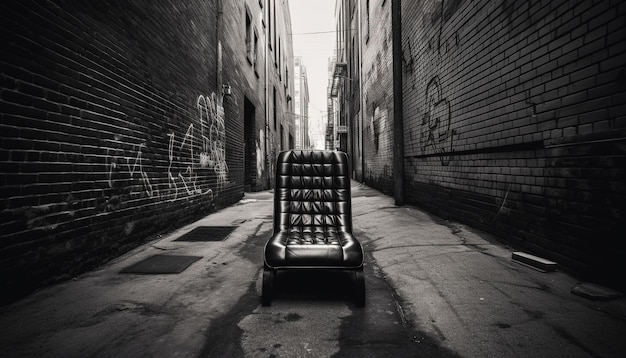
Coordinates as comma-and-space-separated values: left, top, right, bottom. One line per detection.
253, 29, 259, 75
268, 0, 272, 50
280, 124, 284, 150
276, 37, 283, 73
273, 86, 277, 129
245, 7, 253, 64
365, 0, 370, 43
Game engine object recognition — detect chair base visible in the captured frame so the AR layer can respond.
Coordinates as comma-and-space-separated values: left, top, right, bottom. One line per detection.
354, 267, 365, 307
261, 265, 365, 307
261, 267, 275, 306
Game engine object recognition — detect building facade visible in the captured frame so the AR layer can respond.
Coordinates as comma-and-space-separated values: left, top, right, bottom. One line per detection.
0, 0, 294, 303
264, 0, 296, 164
333, 0, 626, 290
333, 0, 392, 182
294, 56, 311, 149
360, 0, 394, 192
327, 57, 339, 150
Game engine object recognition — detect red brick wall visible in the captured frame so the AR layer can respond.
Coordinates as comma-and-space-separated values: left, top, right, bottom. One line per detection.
0, 0, 252, 303
362, 0, 395, 194
402, 0, 625, 287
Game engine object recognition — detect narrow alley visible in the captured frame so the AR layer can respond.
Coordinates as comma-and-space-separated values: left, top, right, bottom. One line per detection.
1, 183, 624, 357
1, 1, 625, 357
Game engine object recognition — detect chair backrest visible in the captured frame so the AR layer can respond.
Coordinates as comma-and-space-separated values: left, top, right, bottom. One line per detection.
274, 150, 352, 234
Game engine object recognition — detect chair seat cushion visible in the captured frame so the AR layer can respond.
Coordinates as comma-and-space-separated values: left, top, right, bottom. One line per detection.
264, 229, 363, 268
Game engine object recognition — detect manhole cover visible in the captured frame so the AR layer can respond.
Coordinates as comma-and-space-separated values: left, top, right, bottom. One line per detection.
174, 226, 236, 242
120, 254, 202, 274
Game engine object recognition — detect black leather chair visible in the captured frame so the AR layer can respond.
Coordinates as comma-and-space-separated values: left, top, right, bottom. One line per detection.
262, 150, 365, 307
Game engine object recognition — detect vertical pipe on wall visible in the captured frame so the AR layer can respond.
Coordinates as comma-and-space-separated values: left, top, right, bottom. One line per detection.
392, 0, 405, 205
265, 0, 271, 189
358, 0, 365, 183
216, 0, 223, 95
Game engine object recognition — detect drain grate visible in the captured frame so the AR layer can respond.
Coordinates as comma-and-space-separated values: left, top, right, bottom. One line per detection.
120, 254, 202, 274
174, 226, 236, 242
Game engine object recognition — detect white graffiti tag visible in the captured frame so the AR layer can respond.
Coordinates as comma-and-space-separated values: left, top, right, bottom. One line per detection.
197, 94, 228, 189
104, 93, 228, 210
107, 141, 154, 197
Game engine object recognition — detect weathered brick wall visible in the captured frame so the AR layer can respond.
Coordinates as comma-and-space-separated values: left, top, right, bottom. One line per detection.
362, 0, 395, 194
402, 0, 625, 288
273, 0, 296, 181
221, 0, 270, 191
0, 0, 250, 303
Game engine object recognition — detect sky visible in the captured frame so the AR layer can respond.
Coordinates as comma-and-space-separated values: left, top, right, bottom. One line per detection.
289, 0, 336, 148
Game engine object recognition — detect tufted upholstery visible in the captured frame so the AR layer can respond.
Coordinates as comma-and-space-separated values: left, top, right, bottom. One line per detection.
264, 150, 364, 268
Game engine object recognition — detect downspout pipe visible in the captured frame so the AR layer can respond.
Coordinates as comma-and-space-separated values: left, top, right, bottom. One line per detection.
358, 0, 365, 183
392, 0, 405, 205
264, 2, 271, 190
216, 0, 222, 93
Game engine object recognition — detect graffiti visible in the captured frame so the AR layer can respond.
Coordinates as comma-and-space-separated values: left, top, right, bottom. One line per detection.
127, 143, 154, 197
165, 93, 228, 198
400, 1, 458, 166
167, 130, 212, 200
174, 123, 208, 197
197, 94, 229, 189
107, 141, 154, 198
257, 129, 265, 180
166, 132, 180, 199
104, 92, 228, 210
401, 39, 415, 75
422, 76, 456, 165
402, 39, 419, 92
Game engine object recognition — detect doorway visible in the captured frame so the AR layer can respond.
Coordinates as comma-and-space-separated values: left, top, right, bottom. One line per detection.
244, 97, 256, 191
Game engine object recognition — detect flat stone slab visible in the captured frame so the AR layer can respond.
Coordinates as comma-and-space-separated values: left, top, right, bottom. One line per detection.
174, 226, 236, 242
512, 251, 558, 272
571, 283, 623, 301
120, 254, 202, 274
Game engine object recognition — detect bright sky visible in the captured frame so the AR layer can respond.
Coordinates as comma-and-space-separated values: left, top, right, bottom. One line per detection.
289, 0, 336, 148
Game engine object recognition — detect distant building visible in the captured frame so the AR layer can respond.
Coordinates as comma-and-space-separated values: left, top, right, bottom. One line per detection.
294, 57, 311, 149
331, 0, 359, 175
326, 56, 339, 150
241, 0, 295, 191
309, 112, 328, 150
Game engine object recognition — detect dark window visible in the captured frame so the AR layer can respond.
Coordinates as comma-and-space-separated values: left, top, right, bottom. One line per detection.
245, 7, 253, 64
280, 124, 284, 150
253, 29, 259, 74
273, 86, 277, 129
268, 0, 272, 50
366, 0, 370, 43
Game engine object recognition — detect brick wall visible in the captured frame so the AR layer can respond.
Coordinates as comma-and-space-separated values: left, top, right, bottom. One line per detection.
277, 1, 296, 176
221, 0, 270, 191
362, 0, 395, 194
0, 0, 253, 303
402, 0, 625, 288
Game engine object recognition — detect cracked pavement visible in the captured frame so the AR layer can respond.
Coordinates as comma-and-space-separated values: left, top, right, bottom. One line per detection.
1, 182, 625, 357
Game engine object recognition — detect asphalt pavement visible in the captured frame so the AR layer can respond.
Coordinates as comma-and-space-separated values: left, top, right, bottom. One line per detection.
1, 181, 625, 357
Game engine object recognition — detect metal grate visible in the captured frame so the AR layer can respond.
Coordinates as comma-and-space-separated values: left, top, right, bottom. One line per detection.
120, 254, 202, 274
174, 226, 237, 242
